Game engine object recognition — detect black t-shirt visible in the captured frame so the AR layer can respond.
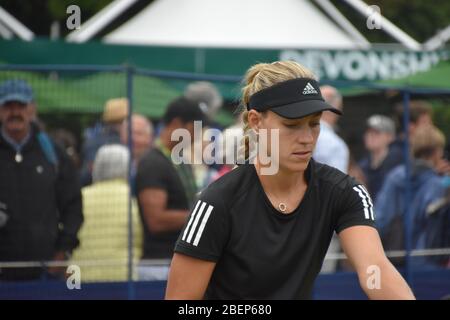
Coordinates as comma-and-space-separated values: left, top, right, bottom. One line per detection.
136, 148, 190, 259
174, 159, 376, 299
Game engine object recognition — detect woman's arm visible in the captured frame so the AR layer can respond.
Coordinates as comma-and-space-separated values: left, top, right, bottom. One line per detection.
165, 253, 216, 300
339, 225, 415, 300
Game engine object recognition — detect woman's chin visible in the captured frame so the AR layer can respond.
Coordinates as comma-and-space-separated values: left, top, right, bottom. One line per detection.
282, 159, 310, 173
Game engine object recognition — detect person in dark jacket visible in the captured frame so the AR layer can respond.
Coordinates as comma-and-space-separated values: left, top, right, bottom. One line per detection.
358, 115, 400, 202
0, 79, 83, 281
375, 124, 448, 267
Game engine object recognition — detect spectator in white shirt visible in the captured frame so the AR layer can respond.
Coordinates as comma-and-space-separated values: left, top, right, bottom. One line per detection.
313, 85, 349, 174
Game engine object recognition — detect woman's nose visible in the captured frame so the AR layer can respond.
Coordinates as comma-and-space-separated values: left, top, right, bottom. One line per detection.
296, 127, 314, 144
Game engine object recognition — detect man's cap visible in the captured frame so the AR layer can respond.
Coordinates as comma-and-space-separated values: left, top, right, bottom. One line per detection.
163, 96, 209, 125
247, 78, 342, 119
366, 115, 395, 135
0, 79, 34, 106
103, 98, 129, 123
184, 81, 223, 116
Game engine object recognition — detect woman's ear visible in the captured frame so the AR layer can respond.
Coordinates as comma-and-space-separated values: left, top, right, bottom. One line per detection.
247, 110, 261, 132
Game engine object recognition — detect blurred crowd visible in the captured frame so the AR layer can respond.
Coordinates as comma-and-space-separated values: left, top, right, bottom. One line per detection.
0, 78, 448, 282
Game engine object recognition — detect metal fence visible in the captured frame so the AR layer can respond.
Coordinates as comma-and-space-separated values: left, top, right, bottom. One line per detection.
0, 64, 448, 299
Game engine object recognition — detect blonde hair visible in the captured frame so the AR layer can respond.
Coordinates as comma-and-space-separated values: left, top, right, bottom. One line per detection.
411, 125, 445, 159
239, 61, 317, 161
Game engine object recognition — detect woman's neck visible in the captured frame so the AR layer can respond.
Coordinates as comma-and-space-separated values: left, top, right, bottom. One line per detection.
254, 158, 307, 193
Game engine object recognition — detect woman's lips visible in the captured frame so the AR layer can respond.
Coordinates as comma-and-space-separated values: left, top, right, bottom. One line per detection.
292, 151, 312, 160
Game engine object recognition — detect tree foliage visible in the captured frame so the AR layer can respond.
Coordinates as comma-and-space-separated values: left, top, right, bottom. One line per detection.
0, 0, 113, 36
331, 0, 450, 43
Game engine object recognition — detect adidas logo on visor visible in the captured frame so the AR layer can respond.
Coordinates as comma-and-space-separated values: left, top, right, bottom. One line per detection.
302, 82, 318, 95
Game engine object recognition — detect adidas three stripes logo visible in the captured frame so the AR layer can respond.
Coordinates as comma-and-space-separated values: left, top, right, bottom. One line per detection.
352, 185, 375, 220
182, 200, 214, 246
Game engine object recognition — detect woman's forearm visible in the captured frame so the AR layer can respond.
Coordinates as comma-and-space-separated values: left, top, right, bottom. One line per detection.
359, 260, 415, 300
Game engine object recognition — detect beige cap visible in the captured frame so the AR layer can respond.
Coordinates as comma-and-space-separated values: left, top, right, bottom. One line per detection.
102, 98, 129, 123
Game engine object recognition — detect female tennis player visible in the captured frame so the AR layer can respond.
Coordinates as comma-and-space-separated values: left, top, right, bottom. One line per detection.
165, 61, 415, 300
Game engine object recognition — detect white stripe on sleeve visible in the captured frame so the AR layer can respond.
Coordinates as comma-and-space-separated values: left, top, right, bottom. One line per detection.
358, 185, 375, 220
182, 200, 201, 241
352, 186, 370, 220
186, 201, 207, 243
193, 204, 214, 246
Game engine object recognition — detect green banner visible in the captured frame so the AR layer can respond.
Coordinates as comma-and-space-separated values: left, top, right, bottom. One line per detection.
1, 39, 448, 82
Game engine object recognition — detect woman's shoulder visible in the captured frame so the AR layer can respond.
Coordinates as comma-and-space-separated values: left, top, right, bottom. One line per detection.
313, 160, 359, 190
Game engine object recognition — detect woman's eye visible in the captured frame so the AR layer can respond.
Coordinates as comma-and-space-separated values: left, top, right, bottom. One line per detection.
284, 121, 320, 128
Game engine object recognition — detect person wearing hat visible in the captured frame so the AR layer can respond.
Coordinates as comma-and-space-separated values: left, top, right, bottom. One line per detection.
183, 82, 224, 189
0, 79, 83, 281
184, 81, 223, 120
135, 96, 208, 280
165, 61, 414, 300
358, 114, 398, 202
80, 98, 129, 186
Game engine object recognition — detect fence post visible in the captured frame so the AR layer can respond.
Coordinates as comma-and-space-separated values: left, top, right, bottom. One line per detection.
126, 64, 135, 300
402, 90, 413, 288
